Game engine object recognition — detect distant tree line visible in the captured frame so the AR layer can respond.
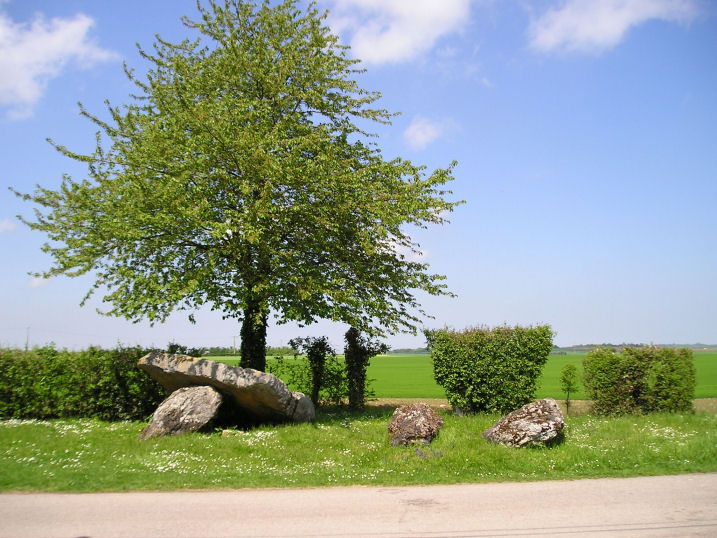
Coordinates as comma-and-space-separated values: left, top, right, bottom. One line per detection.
165, 344, 297, 357
556, 343, 717, 352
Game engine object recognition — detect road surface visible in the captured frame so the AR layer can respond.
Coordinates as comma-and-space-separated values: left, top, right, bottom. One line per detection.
1, 474, 716, 537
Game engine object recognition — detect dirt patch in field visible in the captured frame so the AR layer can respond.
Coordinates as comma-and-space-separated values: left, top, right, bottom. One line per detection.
368, 398, 717, 415
367, 398, 452, 413
695, 399, 717, 414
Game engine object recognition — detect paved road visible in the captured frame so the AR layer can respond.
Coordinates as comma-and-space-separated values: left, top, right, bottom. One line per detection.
2, 474, 716, 537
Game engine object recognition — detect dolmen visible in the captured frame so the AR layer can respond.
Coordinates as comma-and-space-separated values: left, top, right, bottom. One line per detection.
137, 351, 314, 440
483, 398, 564, 447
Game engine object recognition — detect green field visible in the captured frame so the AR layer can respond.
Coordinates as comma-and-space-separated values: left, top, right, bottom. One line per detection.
370, 351, 717, 399
212, 351, 717, 399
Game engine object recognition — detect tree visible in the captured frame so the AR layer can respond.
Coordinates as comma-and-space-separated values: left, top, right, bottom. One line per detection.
288, 336, 334, 406
559, 363, 580, 415
344, 327, 388, 409
12, 0, 459, 371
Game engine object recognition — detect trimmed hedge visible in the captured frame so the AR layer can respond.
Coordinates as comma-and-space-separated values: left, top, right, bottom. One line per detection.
583, 346, 696, 415
0, 345, 168, 421
427, 325, 554, 414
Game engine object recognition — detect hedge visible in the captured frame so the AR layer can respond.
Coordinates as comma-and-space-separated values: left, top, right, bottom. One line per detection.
428, 325, 554, 414
0, 345, 168, 421
583, 346, 696, 415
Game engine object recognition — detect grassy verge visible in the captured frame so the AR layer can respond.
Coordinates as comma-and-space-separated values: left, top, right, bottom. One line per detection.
2, 409, 716, 492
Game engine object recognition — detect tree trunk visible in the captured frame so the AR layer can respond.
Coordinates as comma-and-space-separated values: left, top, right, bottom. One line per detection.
344, 327, 367, 410
310, 363, 324, 406
240, 299, 267, 371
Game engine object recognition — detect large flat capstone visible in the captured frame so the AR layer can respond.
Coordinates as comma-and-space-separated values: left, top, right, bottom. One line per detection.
138, 352, 315, 423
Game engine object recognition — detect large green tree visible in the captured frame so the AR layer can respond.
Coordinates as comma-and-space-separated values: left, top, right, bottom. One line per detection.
13, 0, 460, 371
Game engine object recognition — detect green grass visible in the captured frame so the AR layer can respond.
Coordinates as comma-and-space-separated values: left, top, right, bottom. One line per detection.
695, 352, 717, 398
368, 354, 445, 398
210, 351, 717, 400
2, 410, 716, 492
537, 352, 589, 399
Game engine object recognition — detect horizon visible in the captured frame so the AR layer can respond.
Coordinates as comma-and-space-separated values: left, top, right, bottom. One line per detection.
5, 340, 717, 354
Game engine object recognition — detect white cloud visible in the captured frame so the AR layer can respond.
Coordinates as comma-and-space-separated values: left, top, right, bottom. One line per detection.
529, 0, 699, 54
0, 218, 16, 233
403, 116, 449, 150
28, 276, 49, 288
324, 0, 472, 64
0, 9, 118, 119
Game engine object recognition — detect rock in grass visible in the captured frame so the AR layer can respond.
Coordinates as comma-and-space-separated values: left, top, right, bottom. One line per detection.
139, 386, 222, 441
388, 402, 444, 447
138, 351, 314, 424
482, 398, 564, 447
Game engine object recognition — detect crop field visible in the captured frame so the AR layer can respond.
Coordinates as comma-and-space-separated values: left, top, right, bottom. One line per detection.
212, 351, 717, 400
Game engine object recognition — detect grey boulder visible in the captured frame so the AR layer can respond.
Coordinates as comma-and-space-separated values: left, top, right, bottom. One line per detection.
139, 385, 222, 441
483, 398, 564, 447
138, 352, 315, 424
388, 402, 444, 447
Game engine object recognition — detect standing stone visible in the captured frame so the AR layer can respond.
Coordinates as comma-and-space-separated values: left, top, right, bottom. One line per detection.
482, 398, 564, 447
139, 386, 222, 441
138, 351, 315, 424
388, 402, 444, 447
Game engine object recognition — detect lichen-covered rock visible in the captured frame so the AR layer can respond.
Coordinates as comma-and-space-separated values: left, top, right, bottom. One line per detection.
388, 402, 444, 447
482, 398, 564, 447
138, 352, 315, 424
139, 386, 222, 440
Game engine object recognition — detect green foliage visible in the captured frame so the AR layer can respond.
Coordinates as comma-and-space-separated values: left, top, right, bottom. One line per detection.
268, 355, 350, 406
288, 336, 335, 405
344, 328, 388, 409
580, 349, 624, 414
0, 346, 167, 421
583, 346, 696, 415
428, 325, 554, 414
12, 0, 460, 372
166, 341, 206, 357
652, 348, 697, 412
265, 346, 295, 357
202, 344, 297, 357
559, 364, 580, 414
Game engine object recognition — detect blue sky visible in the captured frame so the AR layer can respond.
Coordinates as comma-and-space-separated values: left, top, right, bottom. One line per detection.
1, 0, 715, 351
